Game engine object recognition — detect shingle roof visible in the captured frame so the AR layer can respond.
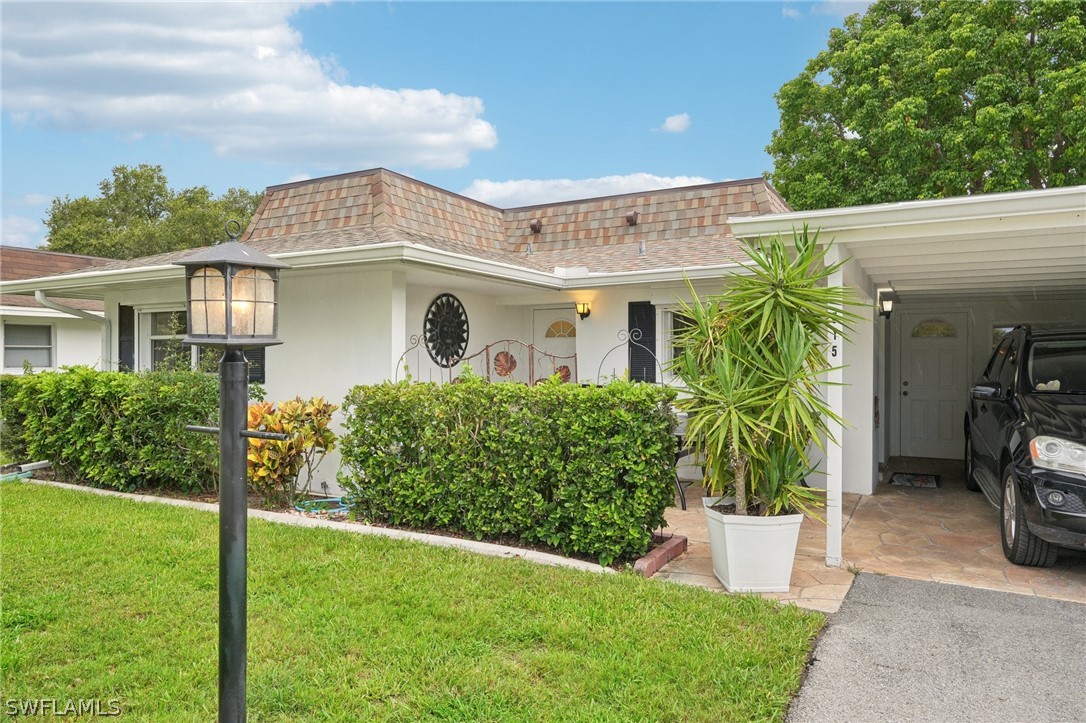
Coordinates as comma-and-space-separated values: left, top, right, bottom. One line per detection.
1, 247, 109, 311
11, 168, 790, 283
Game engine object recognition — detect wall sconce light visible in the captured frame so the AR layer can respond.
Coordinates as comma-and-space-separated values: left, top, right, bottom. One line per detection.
877, 286, 898, 319
576, 302, 591, 320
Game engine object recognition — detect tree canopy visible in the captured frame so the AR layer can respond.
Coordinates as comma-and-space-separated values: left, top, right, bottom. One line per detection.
44, 164, 264, 259
767, 0, 1085, 210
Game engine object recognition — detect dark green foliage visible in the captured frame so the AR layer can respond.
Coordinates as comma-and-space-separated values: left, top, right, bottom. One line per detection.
338, 374, 678, 565
768, 0, 1086, 209
43, 164, 263, 259
0, 368, 219, 492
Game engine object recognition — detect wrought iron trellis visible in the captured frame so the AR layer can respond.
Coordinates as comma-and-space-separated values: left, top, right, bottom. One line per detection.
395, 334, 577, 385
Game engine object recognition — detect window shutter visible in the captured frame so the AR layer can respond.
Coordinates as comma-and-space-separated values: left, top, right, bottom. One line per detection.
118, 305, 135, 371
245, 347, 266, 384
628, 301, 656, 383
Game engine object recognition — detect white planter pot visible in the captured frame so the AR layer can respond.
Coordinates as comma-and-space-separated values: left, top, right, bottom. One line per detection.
702, 496, 803, 593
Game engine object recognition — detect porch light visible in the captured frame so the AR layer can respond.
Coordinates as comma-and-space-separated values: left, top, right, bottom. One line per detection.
174, 221, 291, 723
877, 286, 898, 319
576, 301, 592, 320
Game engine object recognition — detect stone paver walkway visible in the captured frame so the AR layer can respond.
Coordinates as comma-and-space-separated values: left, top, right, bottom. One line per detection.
656, 457, 1086, 612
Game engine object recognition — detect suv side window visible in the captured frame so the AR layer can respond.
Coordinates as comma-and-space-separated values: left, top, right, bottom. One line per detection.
996, 338, 1020, 393
984, 337, 1014, 381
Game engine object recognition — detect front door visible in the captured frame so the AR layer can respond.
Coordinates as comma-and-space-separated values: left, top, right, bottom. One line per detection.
896, 311, 969, 458
532, 307, 577, 381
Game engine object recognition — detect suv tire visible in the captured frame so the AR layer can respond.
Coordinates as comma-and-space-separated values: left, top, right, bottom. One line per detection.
1000, 463, 1058, 567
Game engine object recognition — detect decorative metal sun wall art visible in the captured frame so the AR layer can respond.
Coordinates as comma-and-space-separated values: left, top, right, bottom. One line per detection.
424, 293, 469, 368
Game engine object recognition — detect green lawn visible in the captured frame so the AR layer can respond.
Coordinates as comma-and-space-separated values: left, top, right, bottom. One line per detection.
2, 483, 823, 721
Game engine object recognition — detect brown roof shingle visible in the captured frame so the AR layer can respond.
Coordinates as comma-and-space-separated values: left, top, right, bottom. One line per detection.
8, 169, 791, 283
1, 247, 110, 311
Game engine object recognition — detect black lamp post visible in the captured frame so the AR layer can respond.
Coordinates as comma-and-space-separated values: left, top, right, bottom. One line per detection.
174, 222, 289, 722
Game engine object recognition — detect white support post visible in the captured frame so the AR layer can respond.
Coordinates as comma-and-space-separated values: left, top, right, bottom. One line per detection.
824, 247, 844, 568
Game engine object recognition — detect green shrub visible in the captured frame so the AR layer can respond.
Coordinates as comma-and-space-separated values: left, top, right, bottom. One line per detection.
0, 367, 219, 492
338, 374, 678, 565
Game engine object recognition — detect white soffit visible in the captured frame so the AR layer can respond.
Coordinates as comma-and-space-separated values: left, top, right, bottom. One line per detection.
730, 186, 1086, 297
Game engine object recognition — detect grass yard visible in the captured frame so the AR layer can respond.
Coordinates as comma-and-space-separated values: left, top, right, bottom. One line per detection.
2, 483, 823, 721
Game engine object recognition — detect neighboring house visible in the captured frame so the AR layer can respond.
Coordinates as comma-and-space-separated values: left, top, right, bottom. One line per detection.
3, 168, 1083, 565
0, 247, 112, 374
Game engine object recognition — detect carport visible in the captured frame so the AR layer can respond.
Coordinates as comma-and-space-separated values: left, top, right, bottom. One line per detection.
730, 185, 1086, 566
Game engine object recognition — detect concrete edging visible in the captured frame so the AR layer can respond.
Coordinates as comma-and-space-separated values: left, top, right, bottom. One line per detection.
23, 478, 615, 576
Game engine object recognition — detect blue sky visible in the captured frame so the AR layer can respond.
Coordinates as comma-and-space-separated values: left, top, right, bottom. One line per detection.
1, 1, 868, 248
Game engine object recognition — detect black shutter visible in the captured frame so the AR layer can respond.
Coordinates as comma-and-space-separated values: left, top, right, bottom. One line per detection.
628, 301, 656, 383
118, 305, 135, 371
245, 347, 266, 384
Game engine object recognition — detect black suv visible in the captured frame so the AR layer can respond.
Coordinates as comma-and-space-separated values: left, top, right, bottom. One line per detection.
964, 325, 1086, 567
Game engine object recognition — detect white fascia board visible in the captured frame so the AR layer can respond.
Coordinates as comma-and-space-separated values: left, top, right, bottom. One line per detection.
0, 242, 565, 298
560, 263, 749, 289
0, 243, 756, 298
1, 305, 105, 320
0, 264, 181, 297
277, 242, 564, 289
730, 185, 1086, 239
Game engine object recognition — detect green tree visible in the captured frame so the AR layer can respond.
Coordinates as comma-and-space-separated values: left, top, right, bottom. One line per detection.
767, 0, 1086, 210
44, 164, 264, 259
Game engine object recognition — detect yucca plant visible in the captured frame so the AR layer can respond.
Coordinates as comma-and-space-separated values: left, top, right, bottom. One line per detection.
671, 226, 862, 517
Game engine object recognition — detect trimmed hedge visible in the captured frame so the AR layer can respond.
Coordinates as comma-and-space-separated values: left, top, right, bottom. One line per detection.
0, 367, 219, 492
338, 374, 678, 565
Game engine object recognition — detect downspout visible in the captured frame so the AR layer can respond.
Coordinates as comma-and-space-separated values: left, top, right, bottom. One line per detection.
34, 291, 113, 371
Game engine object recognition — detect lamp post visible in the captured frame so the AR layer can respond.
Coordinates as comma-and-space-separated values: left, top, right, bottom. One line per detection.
175, 222, 289, 722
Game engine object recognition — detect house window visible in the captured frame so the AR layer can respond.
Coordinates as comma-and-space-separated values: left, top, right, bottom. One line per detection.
3, 323, 53, 369
911, 319, 958, 338
147, 310, 192, 371
545, 319, 576, 338
135, 308, 265, 383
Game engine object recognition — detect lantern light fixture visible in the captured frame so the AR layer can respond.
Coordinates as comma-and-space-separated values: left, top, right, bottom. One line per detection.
877, 285, 898, 319
174, 221, 289, 348
576, 301, 592, 320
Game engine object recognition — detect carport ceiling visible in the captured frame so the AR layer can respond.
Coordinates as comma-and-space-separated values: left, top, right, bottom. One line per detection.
729, 186, 1086, 298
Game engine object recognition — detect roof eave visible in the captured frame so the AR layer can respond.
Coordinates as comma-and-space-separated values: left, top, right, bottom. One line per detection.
729, 185, 1086, 239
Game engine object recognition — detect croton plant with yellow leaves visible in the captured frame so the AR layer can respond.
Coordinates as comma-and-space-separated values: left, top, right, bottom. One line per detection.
246, 397, 337, 507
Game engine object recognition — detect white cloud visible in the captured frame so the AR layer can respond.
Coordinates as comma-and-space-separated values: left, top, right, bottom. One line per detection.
1, 3, 497, 169
461, 173, 716, 208
782, 6, 802, 19
1, 215, 44, 248
14, 193, 51, 207
656, 113, 691, 133
812, 1, 872, 17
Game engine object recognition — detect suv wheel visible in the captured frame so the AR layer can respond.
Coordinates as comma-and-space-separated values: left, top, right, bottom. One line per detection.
964, 431, 980, 492
1000, 463, 1058, 567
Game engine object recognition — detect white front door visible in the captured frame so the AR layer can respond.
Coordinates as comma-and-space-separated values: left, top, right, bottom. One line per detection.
896, 311, 969, 459
532, 307, 577, 381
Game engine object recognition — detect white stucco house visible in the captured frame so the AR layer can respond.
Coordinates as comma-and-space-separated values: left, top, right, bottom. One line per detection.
2, 168, 1083, 564
0, 247, 112, 374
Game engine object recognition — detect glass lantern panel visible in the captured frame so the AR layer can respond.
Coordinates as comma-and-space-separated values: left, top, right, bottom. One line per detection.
188, 267, 226, 336
231, 268, 276, 337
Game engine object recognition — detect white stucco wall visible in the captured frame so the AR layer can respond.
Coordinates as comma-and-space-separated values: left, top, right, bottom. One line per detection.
1, 309, 105, 374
